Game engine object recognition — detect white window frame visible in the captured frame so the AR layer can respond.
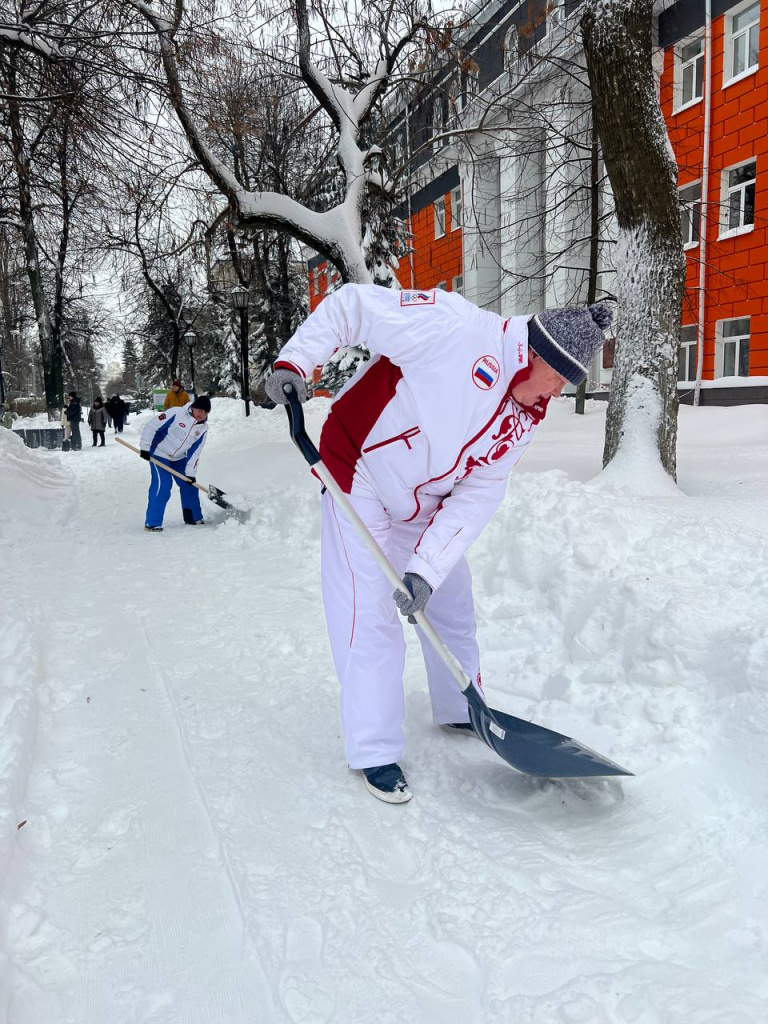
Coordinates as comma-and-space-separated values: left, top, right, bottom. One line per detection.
392, 132, 404, 171
716, 317, 751, 377
452, 274, 463, 294
434, 197, 446, 239
719, 158, 756, 239
678, 325, 698, 382
679, 181, 701, 249
450, 185, 462, 231
432, 93, 445, 154
673, 34, 705, 112
724, 0, 760, 86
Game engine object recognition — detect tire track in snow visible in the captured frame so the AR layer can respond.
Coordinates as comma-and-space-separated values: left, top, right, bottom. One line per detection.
135, 617, 279, 1006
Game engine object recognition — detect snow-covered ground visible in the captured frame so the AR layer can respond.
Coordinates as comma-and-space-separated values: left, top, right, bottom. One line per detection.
1, 398, 767, 1024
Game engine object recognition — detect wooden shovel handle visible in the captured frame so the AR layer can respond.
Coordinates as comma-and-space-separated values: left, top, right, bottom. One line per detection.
115, 436, 207, 493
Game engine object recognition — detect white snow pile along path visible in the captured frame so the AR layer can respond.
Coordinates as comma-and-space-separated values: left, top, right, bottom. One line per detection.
1, 398, 767, 1024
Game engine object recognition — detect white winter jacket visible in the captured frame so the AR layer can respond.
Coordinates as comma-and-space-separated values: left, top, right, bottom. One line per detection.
276, 284, 547, 590
140, 403, 208, 476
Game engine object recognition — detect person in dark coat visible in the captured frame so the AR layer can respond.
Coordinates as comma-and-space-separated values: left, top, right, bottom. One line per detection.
111, 394, 127, 433
88, 397, 108, 446
66, 391, 83, 450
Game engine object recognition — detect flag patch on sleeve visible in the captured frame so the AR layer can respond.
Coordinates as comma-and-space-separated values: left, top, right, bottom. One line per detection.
400, 290, 436, 306
472, 355, 500, 390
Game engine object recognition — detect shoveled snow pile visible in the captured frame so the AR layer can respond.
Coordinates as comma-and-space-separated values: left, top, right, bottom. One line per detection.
0, 399, 766, 1024
0, 428, 73, 534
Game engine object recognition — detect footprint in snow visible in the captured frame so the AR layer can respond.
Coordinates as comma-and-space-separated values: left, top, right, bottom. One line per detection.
278, 916, 336, 1024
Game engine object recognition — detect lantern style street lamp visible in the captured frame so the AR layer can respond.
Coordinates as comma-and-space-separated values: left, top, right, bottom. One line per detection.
229, 284, 251, 417
183, 328, 197, 396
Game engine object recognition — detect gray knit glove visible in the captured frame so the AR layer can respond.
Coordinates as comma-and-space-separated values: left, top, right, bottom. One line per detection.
393, 572, 433, 623
265, 367, 307, 405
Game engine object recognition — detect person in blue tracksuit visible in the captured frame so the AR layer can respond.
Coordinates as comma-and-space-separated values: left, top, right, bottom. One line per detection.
139, 396, 211, 532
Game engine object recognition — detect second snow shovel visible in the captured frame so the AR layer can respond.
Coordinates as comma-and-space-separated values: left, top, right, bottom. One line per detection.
283, 384, 631, 780
115, 436, 234, 511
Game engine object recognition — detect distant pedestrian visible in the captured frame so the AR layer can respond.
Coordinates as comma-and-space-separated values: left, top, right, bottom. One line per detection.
66, 391, 83, 451
60, 395, 71, 450
105, 398, 113, 429
88, 397, 108, 447
163, 380, 190, 410
1, 402, 12, 429
111, 394, 127, 433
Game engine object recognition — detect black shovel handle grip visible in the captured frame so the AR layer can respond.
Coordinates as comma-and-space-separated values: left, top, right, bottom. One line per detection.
284, 383, 321, 467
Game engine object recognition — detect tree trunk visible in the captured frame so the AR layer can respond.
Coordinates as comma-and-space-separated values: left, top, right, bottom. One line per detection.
581, 0, 685, 479
575, 111, 601, 417
6, 63, 63, 410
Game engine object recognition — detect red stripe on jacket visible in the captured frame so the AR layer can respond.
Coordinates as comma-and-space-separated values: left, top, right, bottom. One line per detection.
319, 357, 403, 493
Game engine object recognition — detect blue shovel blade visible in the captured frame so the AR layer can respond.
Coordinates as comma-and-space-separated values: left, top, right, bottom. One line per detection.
464, 686, 632, 779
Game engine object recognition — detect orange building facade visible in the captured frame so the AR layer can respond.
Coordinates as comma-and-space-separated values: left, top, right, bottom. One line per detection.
660, 0, 768, 400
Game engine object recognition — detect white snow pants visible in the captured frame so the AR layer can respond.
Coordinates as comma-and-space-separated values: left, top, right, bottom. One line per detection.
321, 490, 480, 770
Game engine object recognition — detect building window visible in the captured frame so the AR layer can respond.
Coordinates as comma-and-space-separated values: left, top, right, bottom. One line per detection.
434, 197, 446, 238
674, 36, 704, 109
432, 94, 445, 153
602, 336, 616, 370
436, 281, 448, 290
459, 68, 479, 110
718, 317, 750, 377
392, 132, 404, 170
726, 1, 760, 82
679, 181, 701, 247
678, 325, 698, 381
722, 161, 756, 235
452, 275, 463, 294
450, 186, 462, 231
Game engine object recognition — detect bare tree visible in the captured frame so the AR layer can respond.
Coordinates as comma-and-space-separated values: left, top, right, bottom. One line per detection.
582, 0, 685, 478
127, 0, 441, 282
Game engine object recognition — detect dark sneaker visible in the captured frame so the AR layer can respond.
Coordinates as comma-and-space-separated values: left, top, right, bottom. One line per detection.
442, 722, 475, 734
183, 508, 205, 525
362, 763, 412, 804
144, 525, 163, 532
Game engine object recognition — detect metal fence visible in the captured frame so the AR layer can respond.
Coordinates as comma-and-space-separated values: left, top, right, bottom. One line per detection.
13, 428, 65, 450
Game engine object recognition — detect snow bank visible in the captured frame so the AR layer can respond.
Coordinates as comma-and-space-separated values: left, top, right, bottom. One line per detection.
0, 616, 40, 1020
0, 429, 73, 536
0, 431, 74, 1016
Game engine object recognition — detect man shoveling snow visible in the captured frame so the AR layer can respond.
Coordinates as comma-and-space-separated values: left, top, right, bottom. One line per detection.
267, 284, 610, 803
139, 396, 211, 531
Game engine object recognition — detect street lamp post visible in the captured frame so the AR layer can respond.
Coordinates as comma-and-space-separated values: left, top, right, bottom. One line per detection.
183, 328, 197, 396
230, 284, 251, 417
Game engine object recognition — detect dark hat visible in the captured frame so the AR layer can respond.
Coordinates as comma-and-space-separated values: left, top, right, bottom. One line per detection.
171, 379, 182, 387
528, 304, 613, 386
190, 395, 211, 414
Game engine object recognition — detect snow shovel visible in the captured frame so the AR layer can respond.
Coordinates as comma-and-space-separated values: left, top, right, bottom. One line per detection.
115, 436, 234, 511
283, 384, 632, 780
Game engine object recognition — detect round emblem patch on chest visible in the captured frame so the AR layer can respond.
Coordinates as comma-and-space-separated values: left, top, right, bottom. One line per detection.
472, 354, 500, 390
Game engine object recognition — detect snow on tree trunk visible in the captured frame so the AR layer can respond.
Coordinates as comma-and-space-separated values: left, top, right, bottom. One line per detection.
581, 0, 685, 482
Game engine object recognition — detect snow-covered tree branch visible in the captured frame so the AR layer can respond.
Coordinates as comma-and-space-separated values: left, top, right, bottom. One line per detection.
127, 0, 437, 283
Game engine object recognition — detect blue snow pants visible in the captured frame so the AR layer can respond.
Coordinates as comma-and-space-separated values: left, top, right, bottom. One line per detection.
145, 456, 203, 528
